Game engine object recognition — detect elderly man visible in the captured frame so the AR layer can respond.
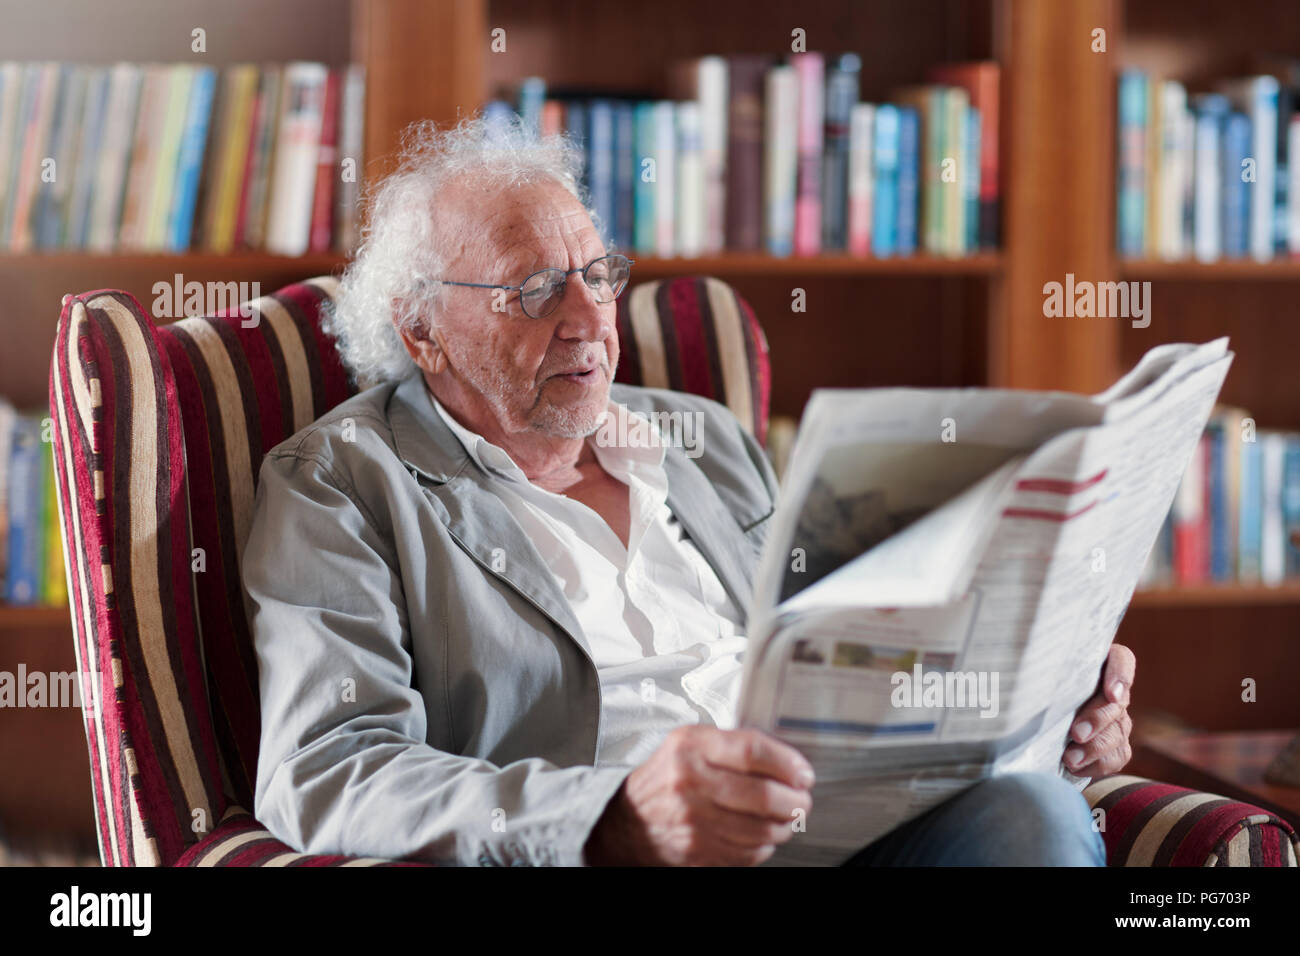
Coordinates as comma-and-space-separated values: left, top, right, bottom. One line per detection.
243, 116, 1133, 867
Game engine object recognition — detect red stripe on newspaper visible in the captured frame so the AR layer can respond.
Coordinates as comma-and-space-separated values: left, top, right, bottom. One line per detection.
1002, 499, 1100, 523
1015, 469, 1108, 494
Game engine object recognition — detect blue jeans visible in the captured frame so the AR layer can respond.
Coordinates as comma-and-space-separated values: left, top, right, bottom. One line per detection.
841, 773, 1108, 866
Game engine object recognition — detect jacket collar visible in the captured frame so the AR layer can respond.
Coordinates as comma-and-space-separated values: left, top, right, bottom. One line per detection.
385, 370, 755, 628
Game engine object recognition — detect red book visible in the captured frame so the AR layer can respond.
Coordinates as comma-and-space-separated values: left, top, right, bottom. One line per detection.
233, 83, 265, 249
309, 69, 340, 252
1173, 435, 1211, 583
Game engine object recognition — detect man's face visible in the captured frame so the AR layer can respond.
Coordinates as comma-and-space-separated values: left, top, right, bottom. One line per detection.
427, 179, 619, 439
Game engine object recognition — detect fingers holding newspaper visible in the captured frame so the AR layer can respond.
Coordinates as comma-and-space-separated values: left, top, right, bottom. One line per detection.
583, 726, 816, 866
1064, 643, 1137, 777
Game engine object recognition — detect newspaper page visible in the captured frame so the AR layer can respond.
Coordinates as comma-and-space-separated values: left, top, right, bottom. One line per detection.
741, 339, 1232, 865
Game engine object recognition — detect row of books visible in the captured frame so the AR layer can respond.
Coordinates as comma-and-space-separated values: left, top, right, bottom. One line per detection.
0, 402, 66, 607
1139, 408, 1300, 589
0, 61, 365, 256
1117, 63, 1300, 261
486, 56, 1000, 259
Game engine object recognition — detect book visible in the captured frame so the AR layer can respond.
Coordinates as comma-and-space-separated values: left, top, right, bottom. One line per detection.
791, 53, 824, 257
1219, 75, 1279, 262
334, 64, 366, 252
674, 100, 704, 257
167, 65, 216, 252
821, 54, 859, 251
724, 55, 769, 252
738, 340, 1232, 864
846, 102, 874, 256
5, 414, 44, 605
1116, 69, 1148, 256
265, 62, 328, 255
308, 67, 340, 254
870, 104, 900, 258
895, 106, 919, 256
87, 63, 142, 251
763, 65, 797, 256
930, 61, 1000, 249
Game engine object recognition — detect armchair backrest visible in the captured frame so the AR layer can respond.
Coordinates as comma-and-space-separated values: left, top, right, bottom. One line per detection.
49, 273, 770, 865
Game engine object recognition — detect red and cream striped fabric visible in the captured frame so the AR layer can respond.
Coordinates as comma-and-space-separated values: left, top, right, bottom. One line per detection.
1084, 774, 1299, 866
47, 274, 772, 867
615, 276, 771, 447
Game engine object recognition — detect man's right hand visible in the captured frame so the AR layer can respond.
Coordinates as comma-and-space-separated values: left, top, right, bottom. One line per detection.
583, 726, 815, 866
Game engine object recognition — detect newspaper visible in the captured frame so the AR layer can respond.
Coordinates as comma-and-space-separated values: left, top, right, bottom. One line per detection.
739, 338, 1233, 865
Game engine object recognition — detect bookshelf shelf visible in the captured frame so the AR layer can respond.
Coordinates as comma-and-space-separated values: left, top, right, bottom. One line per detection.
0, 251, 348, 273
1129, 583, 1300, 608
0, 605, 72, 632
630, 252, 1003, 278
1120, 259, 1300, 281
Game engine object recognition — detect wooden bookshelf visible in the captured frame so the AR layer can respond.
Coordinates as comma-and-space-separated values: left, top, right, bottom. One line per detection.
1131, 583, 1300, 608
1120, 259, 1300, 280
2, 0, 1299, 843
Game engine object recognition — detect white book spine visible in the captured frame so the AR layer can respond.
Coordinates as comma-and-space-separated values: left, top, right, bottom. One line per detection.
764, 65, 798, 256
1193, 109, 1221, 262
1289, 118, 1300, 255
88, 63, 141, 252
847, 103, 874, 256
1261, 432, 1286, 585
697, 56, 728, 254
265, 62, 329, 256
1157, 82, 1187, 260
652, 100, 676, 257
0, 63, 26, 240
675, 101, 704, 258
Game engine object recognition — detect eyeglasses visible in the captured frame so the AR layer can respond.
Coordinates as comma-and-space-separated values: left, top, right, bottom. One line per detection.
431, 254, 635, 319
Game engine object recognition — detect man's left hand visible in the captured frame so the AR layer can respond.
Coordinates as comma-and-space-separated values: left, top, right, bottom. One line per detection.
1064, 643, 1136, 778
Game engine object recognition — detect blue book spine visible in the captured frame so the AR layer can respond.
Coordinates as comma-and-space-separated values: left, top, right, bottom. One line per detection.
35, 65, 73, 250
2, 66, 41, 244
5, 416, 44, 605
167, 65, 216, 252
964, 105, 981, 254
871, 105, 899, 258
1239, 436, 1263, 580
67, 68, 110, 249
1208, 424, 1230, 580
895, 106, 918, 255
1116, 69, 1148, 256
517, 76, 545, 136
564, 101, 589, 196
632, 102, 656, 253
612, 102, 635, 252
587, 100, 615, 247
1284, 437, 1300, 576
1221, 111, 1251, 259
820, 58, 859, 250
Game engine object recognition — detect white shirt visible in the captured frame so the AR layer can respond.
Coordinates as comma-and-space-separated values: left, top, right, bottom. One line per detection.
428, 392, 748, 767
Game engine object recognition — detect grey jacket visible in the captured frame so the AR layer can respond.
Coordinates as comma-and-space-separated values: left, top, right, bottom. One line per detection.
243, 369, 779, 866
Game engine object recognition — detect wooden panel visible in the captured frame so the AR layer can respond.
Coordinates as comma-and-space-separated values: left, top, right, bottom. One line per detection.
995, 0, 1120, 392
1117, 282, 1300, 430
353, 0, 488, 183
0, 0, 352, 65
1117, 605, 1300, 732
1122, 0, 1300, 78
0, 254, 345, 409
0, 625, 96, 844
485, 0, 995, 100
706, 276, 990, 419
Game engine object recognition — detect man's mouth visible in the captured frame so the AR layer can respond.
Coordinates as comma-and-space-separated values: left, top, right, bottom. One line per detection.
551, 366, 602, 385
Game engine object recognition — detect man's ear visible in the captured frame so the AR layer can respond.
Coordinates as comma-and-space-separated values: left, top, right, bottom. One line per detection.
397, 318, 449, 376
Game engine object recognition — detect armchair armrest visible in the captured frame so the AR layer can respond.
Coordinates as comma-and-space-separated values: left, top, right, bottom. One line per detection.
173, 807, 433, 867
1085, 774, 1299, 866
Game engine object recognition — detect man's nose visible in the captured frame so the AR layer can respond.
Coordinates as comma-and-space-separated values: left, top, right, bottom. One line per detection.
553, 278, 615, 343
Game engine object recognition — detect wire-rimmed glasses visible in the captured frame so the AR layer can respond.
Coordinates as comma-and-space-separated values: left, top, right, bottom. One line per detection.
432, 253, 635, 318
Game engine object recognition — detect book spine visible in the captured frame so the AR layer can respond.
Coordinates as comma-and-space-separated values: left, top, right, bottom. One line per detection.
847, 102, 874, 256
633, 102, 657, 253
1116, 69, 1148, 256
930, 62, 1000, 249
963, 105, 980, 254
895, 106, 919, 256
1238, 434, 1263, 582
652, 100, 676, 257
724, 57, 767, 252
334, 64, 364, 253
1192, 96, 1224, 262
588, 99, 617, 249
944, 86, 968, 256
1208, 424, 1230, 580
612, 101, 635, 253
674, 100, 704, 257
1221, 111, 1251, 258
1157, 81, 1188, 260
308, 67, 341, 253
517, 76, 545, 136
5, 416, 43, 605
1260, 432, 1286, 585
8, 63, 60, 252
146, 66, 196, 250
0, 63, 26, 245
66, 67, 109, 249
565, 101, 588, 196
821, 56, 859, 251
1221, 76, 1279, 261
87, 63, 141, 252
1172, 433, 1209, 583
763, 66, 797, 257
697, 56, 728, 254
42, 434, 66, 606
168, 65, 217, 252
1284, 436, 1300, 576
871, 104, 900, 258
265, 63, 328, 256
1291, 117, 1300, 256
35, 65, 82, 250
1274, 83, 1293, 256
791, 53, 823, 256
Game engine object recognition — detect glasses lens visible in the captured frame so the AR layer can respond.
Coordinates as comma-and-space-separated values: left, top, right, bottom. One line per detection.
586, 255, 631, 303
519, 269, 566, 318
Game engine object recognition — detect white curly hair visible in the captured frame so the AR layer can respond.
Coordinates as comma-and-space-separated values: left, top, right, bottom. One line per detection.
323, 114, 594, 389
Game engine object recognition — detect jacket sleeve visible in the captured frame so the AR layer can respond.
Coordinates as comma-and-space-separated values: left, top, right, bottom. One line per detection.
243, 447, 632, 866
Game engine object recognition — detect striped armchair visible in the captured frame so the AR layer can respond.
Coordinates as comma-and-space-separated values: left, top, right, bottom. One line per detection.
48, 275, 1296, 867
